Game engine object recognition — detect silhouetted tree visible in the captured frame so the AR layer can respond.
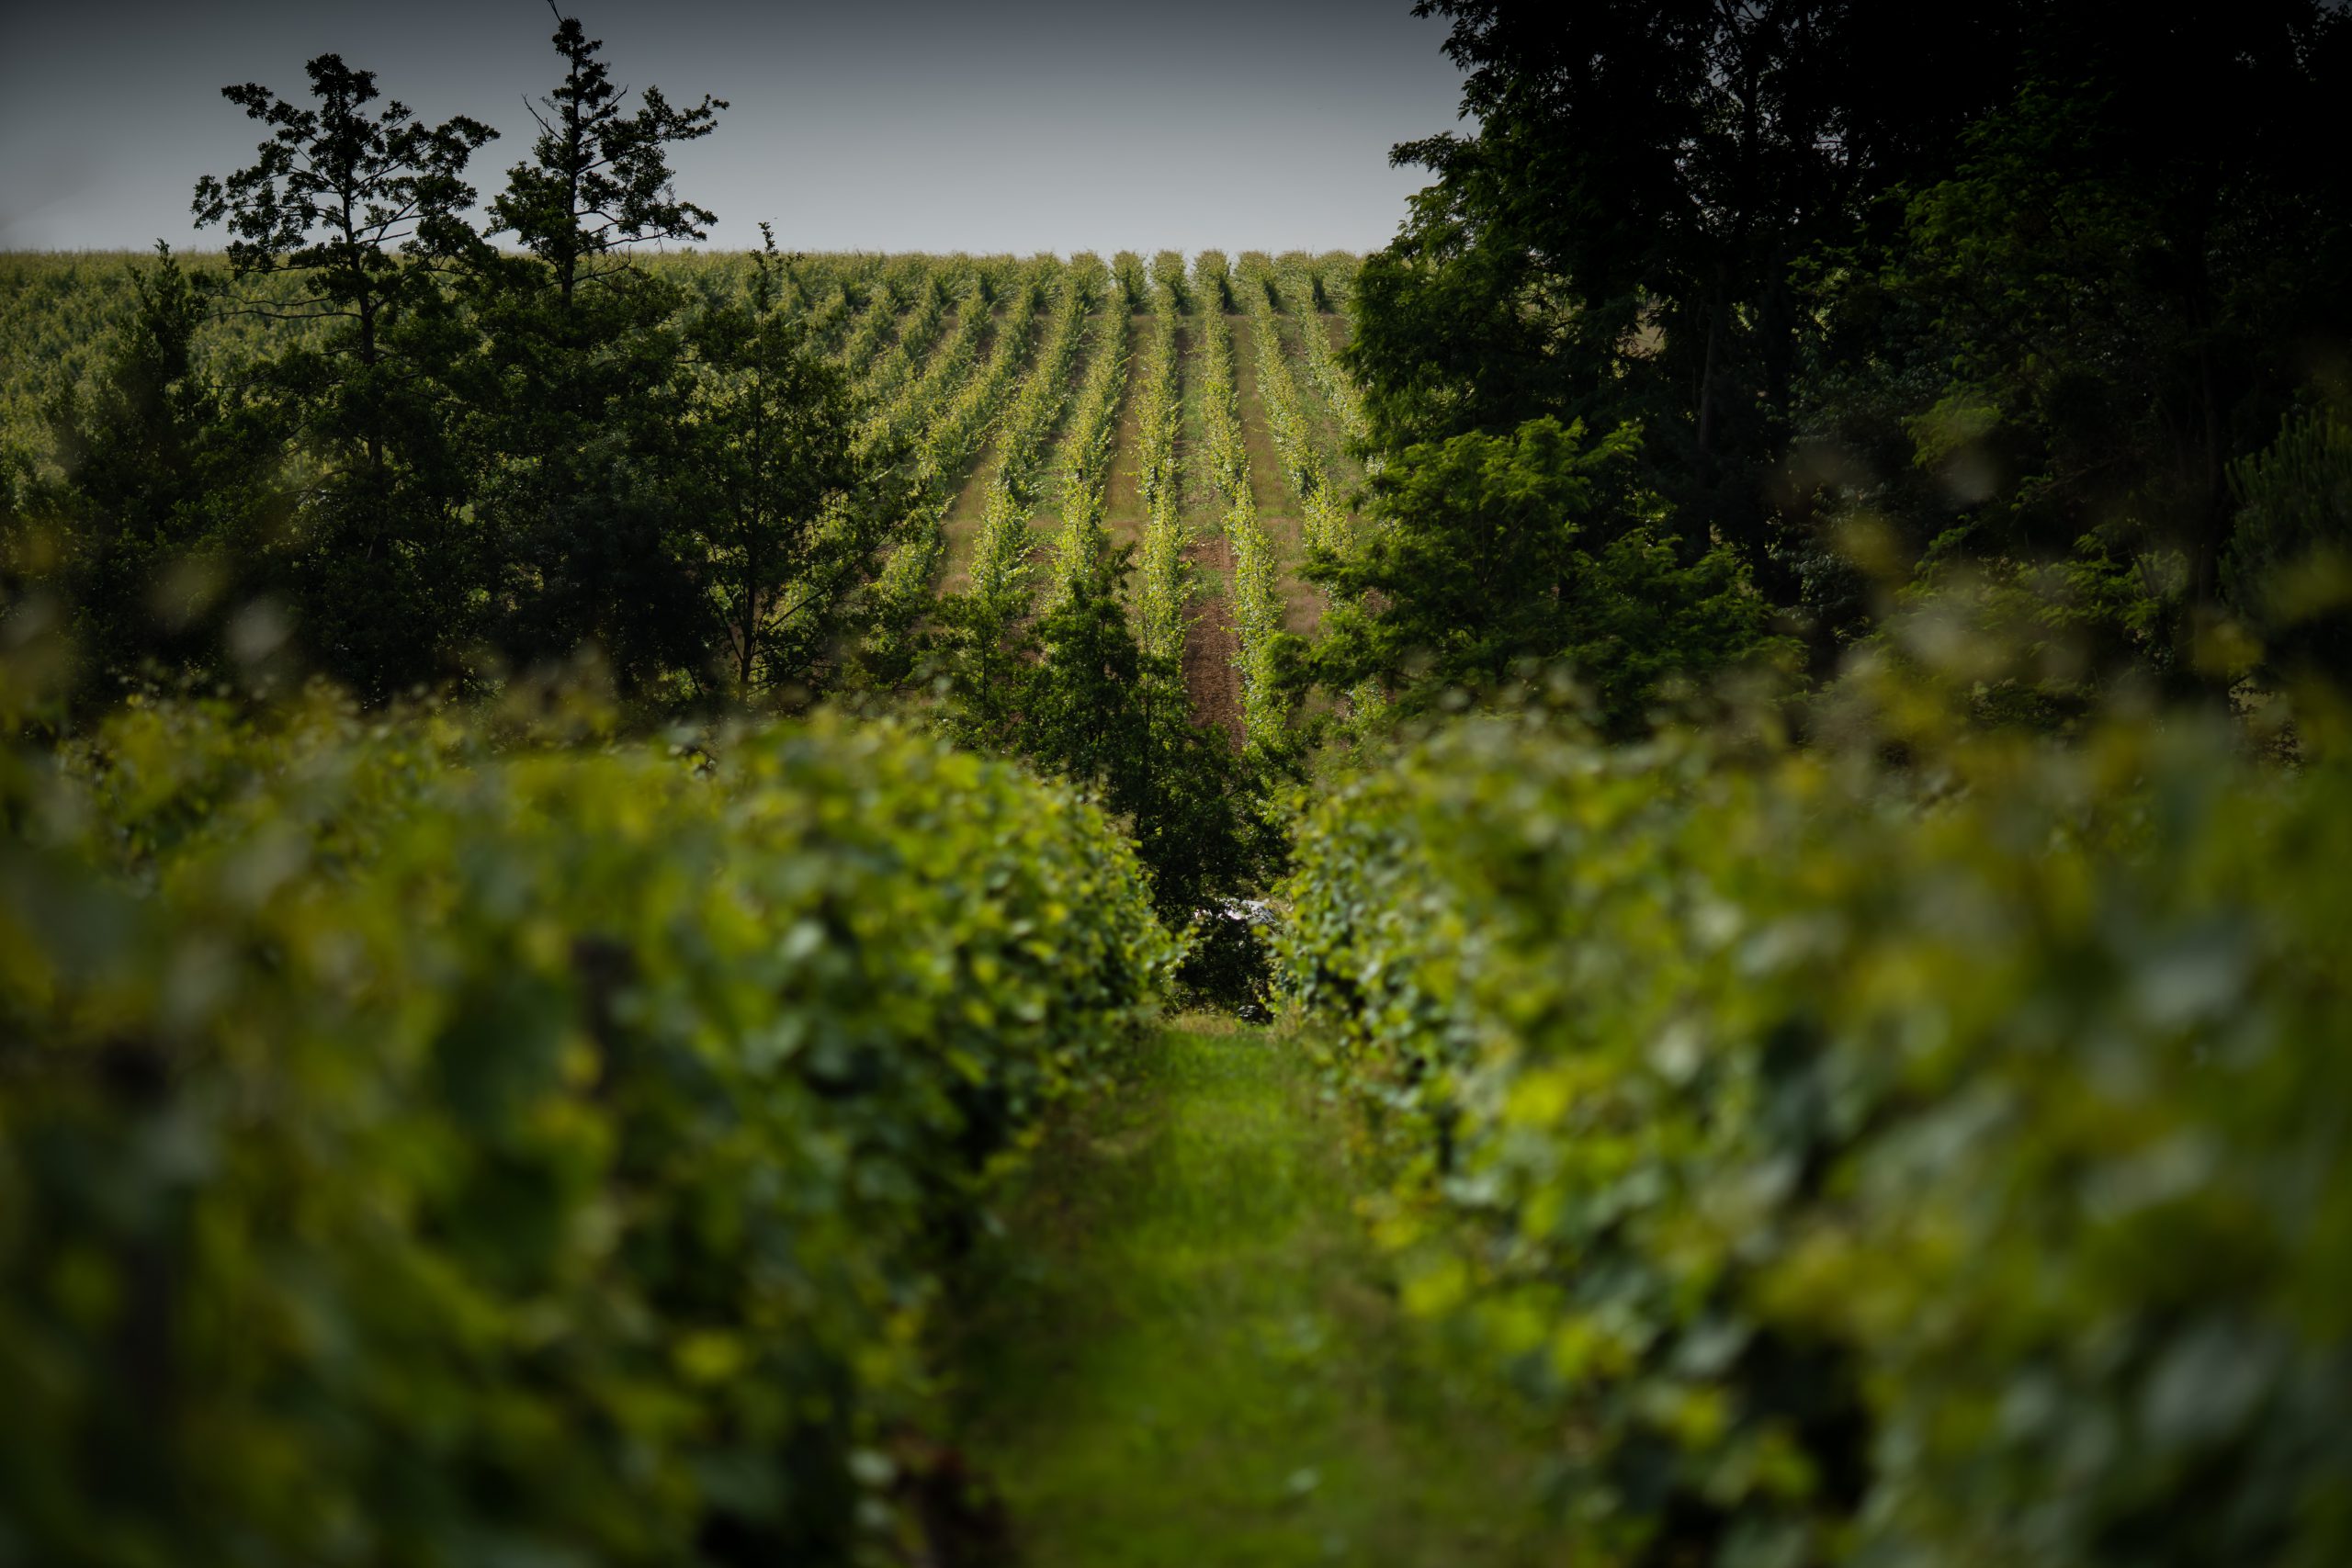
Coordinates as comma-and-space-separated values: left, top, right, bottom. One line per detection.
490, 5, 726, 310
193, 53, 496, 698
1352, 0, 2352, 698
466, 7, 729, 694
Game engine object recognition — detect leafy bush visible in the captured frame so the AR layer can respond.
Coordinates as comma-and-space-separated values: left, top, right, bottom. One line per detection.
1304, 416, 1789, 737
2226, 408, 2352, 683
0, 693, 1177, 1564
1275, 700, 2352, 1567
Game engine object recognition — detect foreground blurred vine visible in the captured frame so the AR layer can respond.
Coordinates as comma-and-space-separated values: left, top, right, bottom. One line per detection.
0, 679, 1176, 1563
1276, 663, 2352, 1568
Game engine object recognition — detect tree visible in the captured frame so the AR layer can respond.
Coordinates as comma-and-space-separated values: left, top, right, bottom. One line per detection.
1803, 5, 2352, 626
683, 228, 876, 698
489, 6, 726, 310
940, 542, 1274, 1006
23, 246, 279, 698
467, 7, 729, 695
1306, 415, 1781, 736
1352, 1, 2022, 575
1365, 0, 2352, 695
2224, 408, 2352, 685
192, 53, 496, 698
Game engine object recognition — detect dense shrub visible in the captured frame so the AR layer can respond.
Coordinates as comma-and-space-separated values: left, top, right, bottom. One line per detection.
1275, 697, 2352, 1567
0, 693, 1177, 1564
2226, 408, 2352, 684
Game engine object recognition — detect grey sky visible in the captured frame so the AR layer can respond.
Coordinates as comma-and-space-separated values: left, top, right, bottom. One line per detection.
0, 0, 1467, 255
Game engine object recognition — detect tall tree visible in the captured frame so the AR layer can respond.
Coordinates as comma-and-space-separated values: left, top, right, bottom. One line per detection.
1305, 415, 1780, 735
1353, 1, 2018, 572
468, 7, 729, 694
1804, 3, 2352, 613
489, 6, 726, 310
957, 544, 1273, 1006
1362, 0, 2352, 694
192, 53, 495, 698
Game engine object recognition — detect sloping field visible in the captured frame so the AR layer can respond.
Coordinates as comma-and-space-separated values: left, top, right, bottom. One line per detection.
0, 248, 1366, 743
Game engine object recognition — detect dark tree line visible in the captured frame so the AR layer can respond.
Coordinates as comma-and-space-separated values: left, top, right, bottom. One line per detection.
1321, 0, 2352, 727
8, 18, 883, 711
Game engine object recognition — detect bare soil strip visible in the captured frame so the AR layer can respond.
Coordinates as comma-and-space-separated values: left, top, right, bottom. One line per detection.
1180, 530, 1245, 750
1102, 309, 1151, 554
935, 305, 1013, 592
1227, 314, 1290, 514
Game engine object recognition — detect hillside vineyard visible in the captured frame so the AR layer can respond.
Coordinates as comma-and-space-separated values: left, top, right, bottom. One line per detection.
0, 249, 1368, 745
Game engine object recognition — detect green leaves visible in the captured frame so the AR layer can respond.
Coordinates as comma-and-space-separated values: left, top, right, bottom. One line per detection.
1195, 259, 1291, 756
0, 699, 1177, 1563
1278, 707, 2352, 1566
1134, 255, 1193, 670
1306, 413, 1780, 735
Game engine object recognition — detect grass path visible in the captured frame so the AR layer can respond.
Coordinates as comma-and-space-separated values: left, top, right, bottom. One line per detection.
944, 1021, 1564, 1567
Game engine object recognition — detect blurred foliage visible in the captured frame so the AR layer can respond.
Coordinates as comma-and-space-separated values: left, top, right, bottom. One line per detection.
1305, 416, 1791, 739
1274, 649, 2352, 1567
1358, 1, 2352, 682
0, 682, 1177, 1564
2225, 407, 2352, 685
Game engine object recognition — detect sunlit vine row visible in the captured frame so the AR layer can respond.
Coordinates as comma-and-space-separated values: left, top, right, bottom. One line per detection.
793, 282, 864, 356
1275, 259, 1386, 728
1193, 253, 1286, 751
1241, 258, 1350, 558
831, 279, 900, 376
964, 262, 1091, 607
852, 266, 956, 408
856, 275, 986, 462
866, 264, 1055, 629
1043, 282, 1132, 607
1133, 253, 1192, 666
1291, 264, 1372, 465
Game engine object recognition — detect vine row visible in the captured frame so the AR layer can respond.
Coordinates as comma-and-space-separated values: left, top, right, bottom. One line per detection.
964, 261, 1091, 608
1193, 251, 1286, 751
1241, 257, 1350, 558
866, 263, 1054, 633
1133, 253, 1192, 667
1043, 279, 1133, 607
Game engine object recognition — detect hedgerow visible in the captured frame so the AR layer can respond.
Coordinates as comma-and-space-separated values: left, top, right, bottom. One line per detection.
1275, 694, 2352, 1568
0, 691, 1178, 1565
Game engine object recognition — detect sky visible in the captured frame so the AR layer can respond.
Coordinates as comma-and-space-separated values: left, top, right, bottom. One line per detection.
0, 0, 1467, 256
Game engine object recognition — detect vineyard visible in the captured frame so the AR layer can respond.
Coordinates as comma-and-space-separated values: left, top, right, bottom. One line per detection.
6, 2, 2352, 1554
8, 226, 2352, 1562
0, 248, 1367, 744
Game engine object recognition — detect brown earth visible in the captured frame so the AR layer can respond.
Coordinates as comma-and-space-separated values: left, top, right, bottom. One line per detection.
1178, 320, 1220, 529
1101, 310, 1152, 556
1180, 530, 1245, 751
1227, 315, 1291, 514
1261, 512, 1327, 637
937, 306, 1013, 593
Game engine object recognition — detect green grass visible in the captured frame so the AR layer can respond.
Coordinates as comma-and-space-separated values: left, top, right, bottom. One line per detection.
944, 1020, 1565, 1567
